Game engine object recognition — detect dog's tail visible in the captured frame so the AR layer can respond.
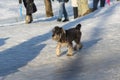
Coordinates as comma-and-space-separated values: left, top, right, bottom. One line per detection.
75, 24, 81, 30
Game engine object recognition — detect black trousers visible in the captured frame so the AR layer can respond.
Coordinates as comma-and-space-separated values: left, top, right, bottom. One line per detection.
23, 0, 37, 15
73, 7, 78, 19
93, 0, 105, 10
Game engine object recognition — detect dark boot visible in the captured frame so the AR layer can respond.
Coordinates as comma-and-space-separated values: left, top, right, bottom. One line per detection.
62, 19, 69, 22
73, 7, 78, 19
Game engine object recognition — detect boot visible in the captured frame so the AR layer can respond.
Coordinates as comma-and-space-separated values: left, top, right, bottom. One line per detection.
25, 14, 33, 24
62, 19, 69, 22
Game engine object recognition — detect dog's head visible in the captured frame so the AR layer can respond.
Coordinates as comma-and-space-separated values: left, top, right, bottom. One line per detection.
52, 26, 66, 42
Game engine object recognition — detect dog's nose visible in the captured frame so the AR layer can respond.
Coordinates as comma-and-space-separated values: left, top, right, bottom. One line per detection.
52, 34, 54, 37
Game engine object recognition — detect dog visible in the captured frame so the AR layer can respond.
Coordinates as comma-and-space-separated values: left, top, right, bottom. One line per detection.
52, 23, 82, 56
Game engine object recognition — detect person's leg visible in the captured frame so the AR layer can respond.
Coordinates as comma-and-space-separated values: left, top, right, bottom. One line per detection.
100, 0, 105, 7
57, 2, 64, 21
62, 3, 69, 22
93, 0, 99, 11
73, 7, 78, 19
23, 0, 33, 24
23, 0, 27, 8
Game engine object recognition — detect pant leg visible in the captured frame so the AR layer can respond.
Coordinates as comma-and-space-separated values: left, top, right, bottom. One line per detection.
23, 0, 36, 15
63, 3, 68, 19
100, 0, 105, 7
93, 0, 99, 10
58, 2, 64, 19
73, 7, 78, 19
23, 0, 27, 8
23, 0, 30, 15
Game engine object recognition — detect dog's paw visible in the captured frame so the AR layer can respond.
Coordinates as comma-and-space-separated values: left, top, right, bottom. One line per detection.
57, 54, 60, 57
67, 54, 73, 56
74, 44, 83, 51
79, 44, 83, 49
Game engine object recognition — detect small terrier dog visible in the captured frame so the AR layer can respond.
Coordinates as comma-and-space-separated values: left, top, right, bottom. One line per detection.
52, 23, 82, 56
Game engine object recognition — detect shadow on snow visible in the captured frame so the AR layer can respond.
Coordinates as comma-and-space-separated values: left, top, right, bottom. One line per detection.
0, 31, 52, 76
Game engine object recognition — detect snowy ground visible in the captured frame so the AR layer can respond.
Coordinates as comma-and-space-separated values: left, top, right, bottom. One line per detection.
0, 1, 120, 80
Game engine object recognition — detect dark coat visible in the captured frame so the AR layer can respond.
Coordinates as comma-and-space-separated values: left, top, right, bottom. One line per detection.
22, 0, 37, 15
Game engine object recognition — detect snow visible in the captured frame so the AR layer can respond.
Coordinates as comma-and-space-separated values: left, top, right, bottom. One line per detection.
0, 0, 120, 80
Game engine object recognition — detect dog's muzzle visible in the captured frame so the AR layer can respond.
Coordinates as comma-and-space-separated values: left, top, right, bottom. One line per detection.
52, 34, 61, 42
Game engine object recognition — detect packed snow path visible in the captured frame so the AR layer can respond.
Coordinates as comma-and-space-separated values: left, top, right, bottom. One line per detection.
0, 2, 120, 80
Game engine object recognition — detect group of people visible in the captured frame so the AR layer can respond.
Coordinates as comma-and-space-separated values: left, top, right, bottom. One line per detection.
19, 0, 106, 24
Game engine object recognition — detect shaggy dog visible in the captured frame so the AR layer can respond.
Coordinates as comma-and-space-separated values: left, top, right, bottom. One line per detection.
52, 24, 82, 56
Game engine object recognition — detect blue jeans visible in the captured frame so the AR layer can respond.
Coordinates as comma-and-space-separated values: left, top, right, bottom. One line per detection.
58, 2, 68, 19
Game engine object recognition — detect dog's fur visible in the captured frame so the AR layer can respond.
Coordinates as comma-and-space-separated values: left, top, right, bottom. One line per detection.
52, 24, 82, 56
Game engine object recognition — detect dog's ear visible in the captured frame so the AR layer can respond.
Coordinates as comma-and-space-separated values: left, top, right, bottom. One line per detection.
52, 26, 60, 32
75, 24, 81, 30
59, 27, 66, 42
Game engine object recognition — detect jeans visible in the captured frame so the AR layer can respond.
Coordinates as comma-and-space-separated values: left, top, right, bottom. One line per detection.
58, 2, 68, 19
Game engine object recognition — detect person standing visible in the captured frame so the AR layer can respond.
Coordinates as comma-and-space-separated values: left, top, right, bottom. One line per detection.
71, 0, 78, 19
92, 0, 105, 11
19, 0, 37, 24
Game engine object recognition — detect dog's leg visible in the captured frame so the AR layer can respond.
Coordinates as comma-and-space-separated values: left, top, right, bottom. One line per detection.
74, 36, 82, 50
67, 43, 73, 56
74, 43, 82, 50
79, 43, 83, 49
74, 44, 80, 50
56, 42, 61, 57
74, 43, 83, 50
